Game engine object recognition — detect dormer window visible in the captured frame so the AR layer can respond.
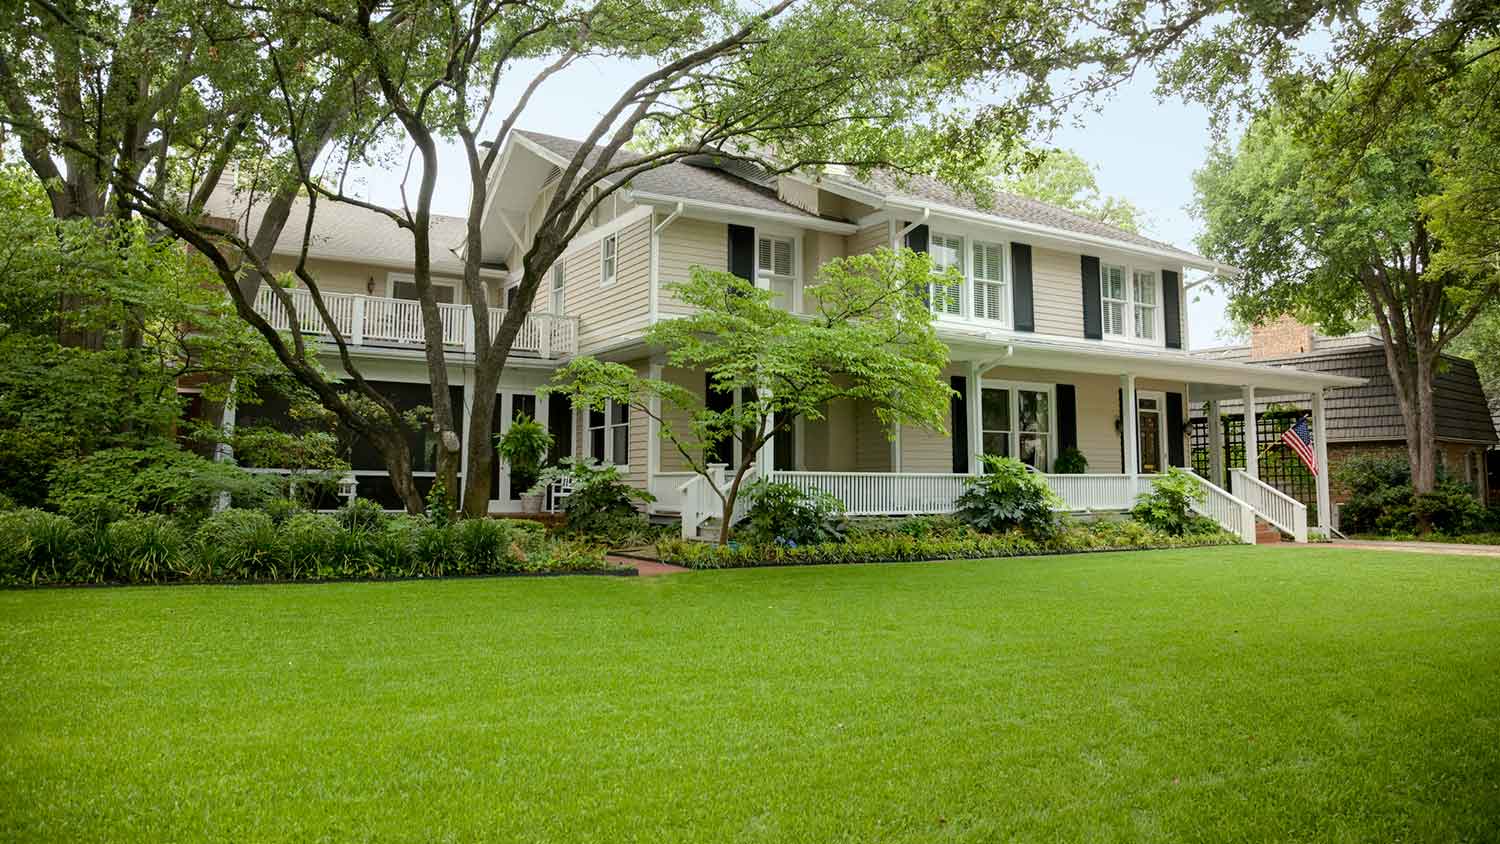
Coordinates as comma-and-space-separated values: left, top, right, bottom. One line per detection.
928, 232, 963, 316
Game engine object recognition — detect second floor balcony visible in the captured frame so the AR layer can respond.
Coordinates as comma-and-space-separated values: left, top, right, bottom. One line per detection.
253, 286, 579, 360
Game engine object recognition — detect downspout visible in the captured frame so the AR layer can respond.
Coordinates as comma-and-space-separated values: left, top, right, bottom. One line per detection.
649, 202, 684, 326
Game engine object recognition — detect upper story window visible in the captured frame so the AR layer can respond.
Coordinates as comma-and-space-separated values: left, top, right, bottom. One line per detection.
550, 264, 566, 314
928, 232, 963, 316
1101, 263, 1128, 337
971, 240, 1007, 323
600, 234, 617, 287
1132, 269, 1158, 341
757, 235, 796, 307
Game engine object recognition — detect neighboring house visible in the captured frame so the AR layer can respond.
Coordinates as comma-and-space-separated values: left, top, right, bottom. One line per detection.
210, 130, 1362, 542
1195, 317, 1498, 516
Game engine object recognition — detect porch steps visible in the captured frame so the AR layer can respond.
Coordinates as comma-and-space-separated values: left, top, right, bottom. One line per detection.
1254, 518, 1285, 544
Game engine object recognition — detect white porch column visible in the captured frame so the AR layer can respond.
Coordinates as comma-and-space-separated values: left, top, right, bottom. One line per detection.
758, 386, 775, 474
647, 362, 662, 499
1311, 387, 1332, 536
890, 423, 902, 473
1207, 399, 1224, 487
968, 360, 983, 473
1241, 384, 1259, 480
1121, 373, 1138, 475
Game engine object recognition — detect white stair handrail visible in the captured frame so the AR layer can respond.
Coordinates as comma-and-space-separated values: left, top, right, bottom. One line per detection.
1230, 469, 1308, 543
1186, 474, 1258, 544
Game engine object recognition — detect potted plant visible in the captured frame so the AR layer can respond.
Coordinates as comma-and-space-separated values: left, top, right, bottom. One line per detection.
496, 413, 554, 513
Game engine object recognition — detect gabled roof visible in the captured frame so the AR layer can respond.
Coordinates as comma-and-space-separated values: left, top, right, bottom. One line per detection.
513, 131, 827, 222
202, 186, 481, 276
1192, 346, 1498, 444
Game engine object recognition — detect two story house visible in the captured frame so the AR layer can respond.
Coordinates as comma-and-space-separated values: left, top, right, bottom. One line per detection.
214, 130, 1360, 541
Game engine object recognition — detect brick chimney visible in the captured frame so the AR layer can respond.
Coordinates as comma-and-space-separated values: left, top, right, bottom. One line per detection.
1250, 315, 1316, 360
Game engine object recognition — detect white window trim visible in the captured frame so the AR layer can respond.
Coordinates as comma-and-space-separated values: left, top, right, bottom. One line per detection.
549, 264, 566, 315
585, 400, 631, 469
978, 379, 1056, 470
386, 272, 461, 304
754, 231, 800, 307
927, 230, 966, 318
969, 237, 1011, 327
600, 233, 618, 288
1097, 261, 1165, 347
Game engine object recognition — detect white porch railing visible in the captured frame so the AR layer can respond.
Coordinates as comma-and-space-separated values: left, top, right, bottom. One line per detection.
765, 470, 972, 517
1039, 474, 1157, 511
1190, 474, 1258, 544
1230, 469, 1308, 543
678, 464, 751, 540
253, 286, 579, 358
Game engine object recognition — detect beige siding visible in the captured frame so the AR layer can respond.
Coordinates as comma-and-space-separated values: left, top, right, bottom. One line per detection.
846, 223, 888, 258
658, 366, 703, 473
1031, 246, 1084, 338
267, 255, 497, 304
571, 358, 652, 490
657, 217, 727, 316
853, 400, 892, 472
563, 215, 651, 351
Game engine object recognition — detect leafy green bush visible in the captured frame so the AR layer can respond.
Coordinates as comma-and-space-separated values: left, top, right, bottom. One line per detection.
1337, 455, 1489, 536
0, 508, 78, 583
1053, 447, 1089, 474
846, 515, 970, 540
48, 447, 274, 521
954, 455, 1061, 539
103, 514, 188, 583
496, 413, 553, 478
535, 458, 656, 543
659, 518, 1234, 569
262, 497, 302, 526
1131, 468, 1216, 536
739, 480, 846, 545
195, 509, 286, 580
336, 497, 387, 533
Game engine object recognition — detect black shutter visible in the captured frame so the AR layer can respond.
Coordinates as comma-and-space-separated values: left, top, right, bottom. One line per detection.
773, 411, 796, 471
727, 224, 754, 281
705, 373, 734, 465
1056, 384, 1077, 452
1167, 392, 1186, 467
905, 223, 929, 254
1162, 269, 1182, 349
1011, 243, 1034, 332
951, 375, 969, 473
1081, 255, 1102, 339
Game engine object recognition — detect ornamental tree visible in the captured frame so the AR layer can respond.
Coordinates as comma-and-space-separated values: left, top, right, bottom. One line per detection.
547, 247, 954, 545
1192, 43, 1500, 496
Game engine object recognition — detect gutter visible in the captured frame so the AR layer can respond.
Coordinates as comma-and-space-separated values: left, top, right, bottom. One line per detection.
628, 190, 858, 234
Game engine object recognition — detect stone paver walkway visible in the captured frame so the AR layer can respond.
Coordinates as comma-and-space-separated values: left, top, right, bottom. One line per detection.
1328, 539, 1500, 557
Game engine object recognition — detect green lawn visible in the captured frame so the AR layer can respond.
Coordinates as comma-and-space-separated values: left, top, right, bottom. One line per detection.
3, 547, 1499, 842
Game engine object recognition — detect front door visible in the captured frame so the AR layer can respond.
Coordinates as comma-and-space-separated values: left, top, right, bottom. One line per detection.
494, 390, 544, 510
1137, 392, 1165, 473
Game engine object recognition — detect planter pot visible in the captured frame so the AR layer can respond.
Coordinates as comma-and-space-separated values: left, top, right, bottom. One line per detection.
520, 492, 544, 514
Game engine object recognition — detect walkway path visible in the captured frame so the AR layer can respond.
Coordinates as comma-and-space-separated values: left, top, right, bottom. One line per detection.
1328, 539, 1500, 558
607, 555, 690, 576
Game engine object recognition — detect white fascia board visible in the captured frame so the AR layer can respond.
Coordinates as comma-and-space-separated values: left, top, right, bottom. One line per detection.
871, 196, 1229, 273
627, 191, 857, 234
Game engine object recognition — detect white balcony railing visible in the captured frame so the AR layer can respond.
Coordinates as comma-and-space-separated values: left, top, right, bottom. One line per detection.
252, 286, 578, 359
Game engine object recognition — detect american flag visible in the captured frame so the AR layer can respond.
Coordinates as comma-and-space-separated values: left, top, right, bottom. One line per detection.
1281, 416, 1318, 474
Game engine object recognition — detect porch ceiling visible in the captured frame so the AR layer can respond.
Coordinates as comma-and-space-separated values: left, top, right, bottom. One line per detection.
945, 332, 1363, 398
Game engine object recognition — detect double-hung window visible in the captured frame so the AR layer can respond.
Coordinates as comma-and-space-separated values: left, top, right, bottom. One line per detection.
587, 400, 630, 466
550, 264, 566, 314
1101, 263, 1128, 337
971, 240, 1007, 323
600, 234, 617, 287
979, 382, 1053, 471
1132, 269, 1158, 341
928, 232, 963, 316
757, 235, 796, 308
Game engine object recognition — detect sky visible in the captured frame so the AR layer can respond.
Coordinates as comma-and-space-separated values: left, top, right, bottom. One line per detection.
352, 55, 1240, 350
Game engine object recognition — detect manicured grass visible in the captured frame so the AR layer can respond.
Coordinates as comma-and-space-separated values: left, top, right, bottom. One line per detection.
3, 547, 1499, 842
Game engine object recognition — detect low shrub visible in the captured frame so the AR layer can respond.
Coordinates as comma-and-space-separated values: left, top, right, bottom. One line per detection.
1053, 447, 1089, 474
659, 518, 1235, 570
0, 508, 78, 583
336, 497, 387, 532
846, 515, 971, 540
47, 446, 275, 521
739, 480, 847, 546
1337, 455, 1490, 536
1131, 468, 1217, 536
102, 514, 188, 582
535, 458, 658, 545
196, 509, 286, 580
954, 455, 1061, 539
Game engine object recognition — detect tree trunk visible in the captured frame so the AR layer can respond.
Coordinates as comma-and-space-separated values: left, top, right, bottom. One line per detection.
367, 428, 424, 514
461, 371, 501, 517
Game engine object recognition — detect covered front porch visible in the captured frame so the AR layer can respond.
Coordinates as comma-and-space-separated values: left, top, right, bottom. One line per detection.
651, 336, 1361, 542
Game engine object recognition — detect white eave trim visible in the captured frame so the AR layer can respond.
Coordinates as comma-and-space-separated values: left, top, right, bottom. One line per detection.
626, 190, 857, 234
